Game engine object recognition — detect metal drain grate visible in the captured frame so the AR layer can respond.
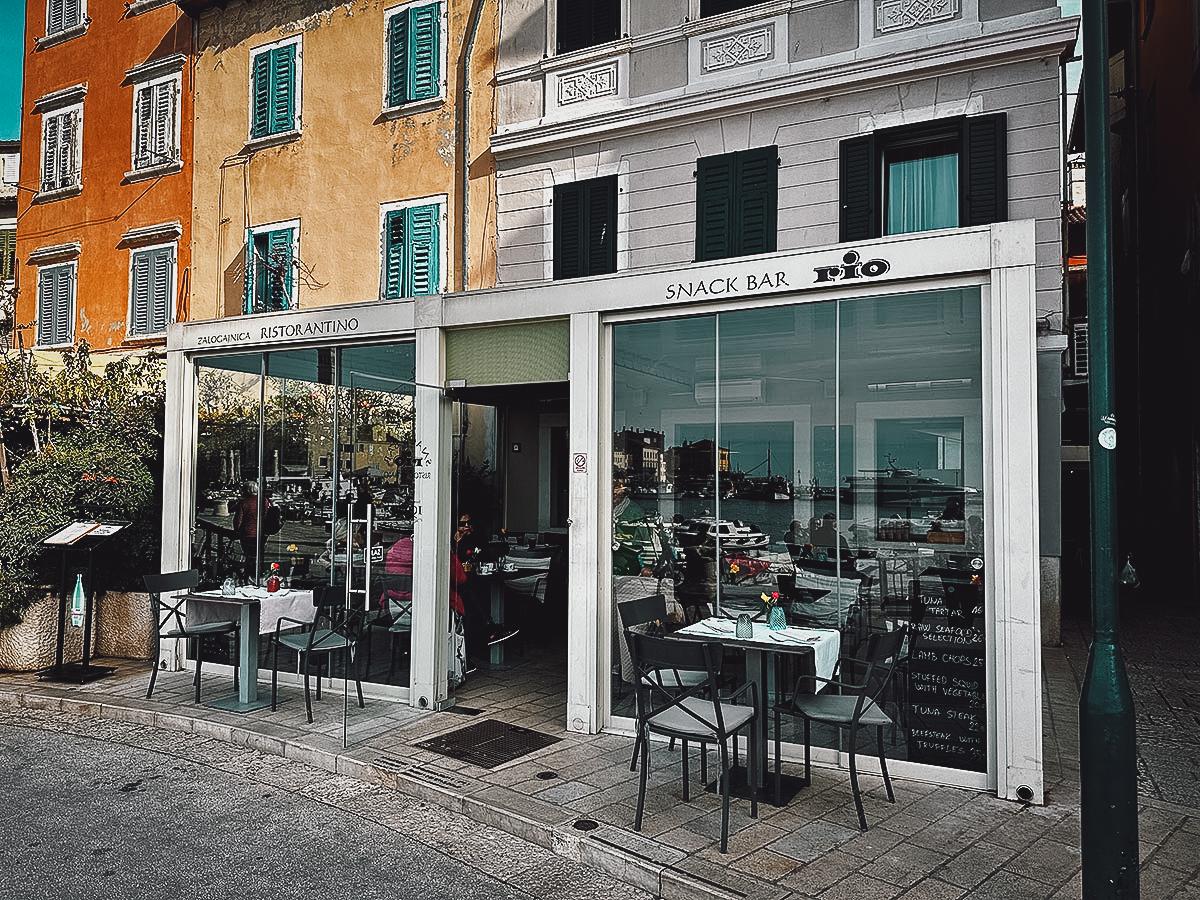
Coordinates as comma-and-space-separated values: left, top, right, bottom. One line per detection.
415, 718, 561, 769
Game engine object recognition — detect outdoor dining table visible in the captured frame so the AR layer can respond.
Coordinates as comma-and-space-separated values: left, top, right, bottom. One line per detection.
672, 616, 841, 804
186, 587, 316, 712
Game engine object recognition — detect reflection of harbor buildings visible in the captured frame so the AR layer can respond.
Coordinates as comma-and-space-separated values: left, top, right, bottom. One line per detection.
612, 428, 665, 488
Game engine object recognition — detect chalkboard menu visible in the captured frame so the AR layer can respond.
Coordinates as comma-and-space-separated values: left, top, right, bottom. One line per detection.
906, 570, 987, 772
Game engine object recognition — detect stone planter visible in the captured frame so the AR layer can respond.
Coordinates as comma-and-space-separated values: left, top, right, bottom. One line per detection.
0, 589, 152, 672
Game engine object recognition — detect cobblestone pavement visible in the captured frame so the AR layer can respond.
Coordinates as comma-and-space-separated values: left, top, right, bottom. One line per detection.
1061, 598, 1200, 810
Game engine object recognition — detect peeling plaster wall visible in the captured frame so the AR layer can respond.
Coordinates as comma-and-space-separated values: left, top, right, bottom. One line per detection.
190, 0, 499, 318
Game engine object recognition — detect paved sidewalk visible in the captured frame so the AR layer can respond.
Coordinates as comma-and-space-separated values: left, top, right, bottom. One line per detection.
2, 638, 1197, 900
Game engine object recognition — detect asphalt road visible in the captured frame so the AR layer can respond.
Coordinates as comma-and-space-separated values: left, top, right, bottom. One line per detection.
0, 709, 651, 900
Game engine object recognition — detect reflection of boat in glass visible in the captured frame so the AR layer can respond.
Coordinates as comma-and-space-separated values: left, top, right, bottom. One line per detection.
843, 458, 975, 516
674, 517, 769, 551
729, 444, 793, 501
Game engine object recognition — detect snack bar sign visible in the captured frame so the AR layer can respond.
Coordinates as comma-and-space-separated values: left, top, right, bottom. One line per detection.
662, 251, 891, 302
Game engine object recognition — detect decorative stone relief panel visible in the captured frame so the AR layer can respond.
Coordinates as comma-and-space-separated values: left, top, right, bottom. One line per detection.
877, 0, 960, 33
701, 25, 774, 74
558, 63, 619, 106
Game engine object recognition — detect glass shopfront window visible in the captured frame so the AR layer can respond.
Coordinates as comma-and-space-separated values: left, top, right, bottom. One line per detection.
192, 341, 418, 688
611, 286, 986, 774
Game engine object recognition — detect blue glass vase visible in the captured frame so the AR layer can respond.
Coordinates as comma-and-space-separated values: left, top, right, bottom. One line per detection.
768, 605, 787, 631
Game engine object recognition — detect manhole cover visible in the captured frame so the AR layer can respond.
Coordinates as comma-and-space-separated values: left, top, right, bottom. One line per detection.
415, 719, 561, 769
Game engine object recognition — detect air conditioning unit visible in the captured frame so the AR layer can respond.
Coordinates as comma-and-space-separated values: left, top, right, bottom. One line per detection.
694, 378, 763, 405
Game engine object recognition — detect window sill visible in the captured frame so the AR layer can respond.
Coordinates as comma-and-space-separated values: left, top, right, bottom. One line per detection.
124, 332, 169, 344
33, 184, 83, 204
35, 20, 90, 50
34, 340, 76, 351
124, 160, 183, 183
380, 96, 445, 120
243, 129, 302, 153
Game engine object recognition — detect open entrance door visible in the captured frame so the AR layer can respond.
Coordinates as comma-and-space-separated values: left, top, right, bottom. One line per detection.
449, 381, 569, 720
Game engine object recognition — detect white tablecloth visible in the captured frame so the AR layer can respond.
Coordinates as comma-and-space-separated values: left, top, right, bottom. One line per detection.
188, 589, 317, 634
677, 618, 841, 686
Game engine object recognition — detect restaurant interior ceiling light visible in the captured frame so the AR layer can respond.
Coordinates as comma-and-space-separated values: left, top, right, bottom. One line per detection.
866, 378, 973, 392
695, 378, 763, 404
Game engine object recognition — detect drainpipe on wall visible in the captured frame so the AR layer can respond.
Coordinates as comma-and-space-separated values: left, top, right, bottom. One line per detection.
457, 0, 488, 293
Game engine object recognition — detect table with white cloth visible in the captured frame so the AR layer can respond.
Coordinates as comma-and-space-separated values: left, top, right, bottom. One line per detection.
186, 588, 317, 712
673, 617, 841, 802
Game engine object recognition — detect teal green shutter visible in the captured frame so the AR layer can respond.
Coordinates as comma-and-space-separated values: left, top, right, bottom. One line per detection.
267, 229, 293, 309
962, 113, 1007, 227
696, 153, 734, 261
404, 204, 439, 296
243, 235, 254, 313
251, 51, 272, 137
270, 45, 296, 134
409, 5, 440, 101
839, 134, 876, 242
737, 146, 777, 256
387, 14, 408, 107
384, 209, 405, 298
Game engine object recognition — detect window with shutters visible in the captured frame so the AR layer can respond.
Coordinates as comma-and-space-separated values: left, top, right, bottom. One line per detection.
244, 222, 298, 314
553, 176, 617, 280
384, 2, 444, 110
695, 146, 778, 262
556, 0, 619, 54
36, 263, 76, 347
700, 0, 764, 17
381, 199, 444, 298
45, 0, 85, 37
129, 244, 175, 337
839, 114, 1007, 242
132, 73, 181, 172
249, 37, 301, 141
0, 229, 14, 283
39, 104, 83, 196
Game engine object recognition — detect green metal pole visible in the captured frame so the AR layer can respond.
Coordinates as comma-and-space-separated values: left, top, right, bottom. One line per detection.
1079, 1, 1139, 897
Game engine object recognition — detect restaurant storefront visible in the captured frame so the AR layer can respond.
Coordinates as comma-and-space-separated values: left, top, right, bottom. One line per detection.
162, 221, 1043, 802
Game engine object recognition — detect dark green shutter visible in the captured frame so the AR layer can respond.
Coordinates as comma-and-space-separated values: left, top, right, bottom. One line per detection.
962, 113, 1007, 227
251, 51, 272, 138
387, 14, 408, 107
839, 134, 876, 242
737, 146, 777, 256
553, 183, 583, 279
270, 45, 296, 134
696, 153, 735, 261
585, 178, 616, 275
383, 209, 404, 298
554, 177, 616, 279
404, 204, 439, 296
557, 0, 618, 53
409, 5, 440, 101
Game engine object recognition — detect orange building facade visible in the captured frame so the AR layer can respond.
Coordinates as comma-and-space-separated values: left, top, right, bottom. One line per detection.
15, 0, 194, 358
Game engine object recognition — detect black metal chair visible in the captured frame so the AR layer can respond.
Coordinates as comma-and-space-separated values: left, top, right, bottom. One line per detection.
145, 569, 239, 703
617, 594, 710, 771
269, 583, 365, 723
365, 573, 413, 683
772, 625, 908, 830
627, 627, 758, 854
